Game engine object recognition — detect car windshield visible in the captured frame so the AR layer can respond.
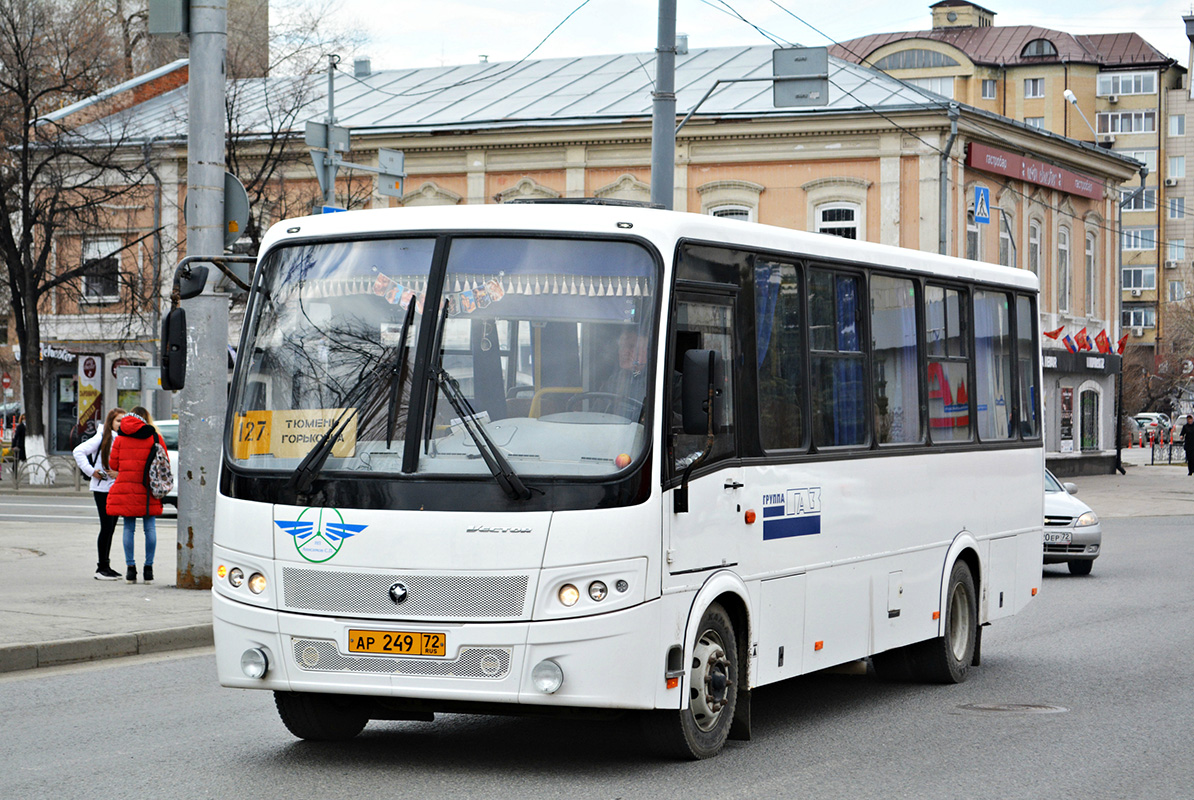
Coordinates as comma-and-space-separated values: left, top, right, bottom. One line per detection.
227, 235, 659, 481
1044, 470, 1064, 493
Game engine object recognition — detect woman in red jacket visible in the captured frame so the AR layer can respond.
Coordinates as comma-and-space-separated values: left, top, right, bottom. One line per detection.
106, 407, 169, 584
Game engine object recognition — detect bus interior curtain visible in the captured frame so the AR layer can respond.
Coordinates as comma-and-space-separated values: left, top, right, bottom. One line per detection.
833, 276, 865, 445
755, 261, 782, 368
471, 319, 508, 420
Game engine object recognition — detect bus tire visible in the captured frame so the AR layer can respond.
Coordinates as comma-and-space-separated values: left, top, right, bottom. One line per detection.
274, 691, 369, 741
913, 560, 977, 684
647, 602, 738, 759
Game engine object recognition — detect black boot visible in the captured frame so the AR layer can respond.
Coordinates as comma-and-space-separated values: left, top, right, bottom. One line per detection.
125, 566, 137, 584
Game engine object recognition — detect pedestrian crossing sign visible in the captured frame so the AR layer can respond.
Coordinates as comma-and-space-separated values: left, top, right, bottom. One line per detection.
974, 186, 990, 224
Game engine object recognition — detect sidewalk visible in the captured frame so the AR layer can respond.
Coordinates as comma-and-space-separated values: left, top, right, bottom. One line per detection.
1, 460, 1191, 674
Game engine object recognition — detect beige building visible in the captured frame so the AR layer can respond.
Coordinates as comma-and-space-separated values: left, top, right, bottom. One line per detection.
11, 45, 1141, 471
832, 0, 1183, 357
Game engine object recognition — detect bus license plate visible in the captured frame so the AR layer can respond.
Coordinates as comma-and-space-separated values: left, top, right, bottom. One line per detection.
348, 630, 447, 657
1044, 530, 1072, 545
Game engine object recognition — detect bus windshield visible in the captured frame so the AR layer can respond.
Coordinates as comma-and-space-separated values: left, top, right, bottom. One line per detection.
228, 235, 659, 481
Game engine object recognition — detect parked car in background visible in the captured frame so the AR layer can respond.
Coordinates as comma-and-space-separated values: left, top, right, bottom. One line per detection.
154, 419, 179, 511
1133, 412, 1173, 440
1043, 470, 1101, 575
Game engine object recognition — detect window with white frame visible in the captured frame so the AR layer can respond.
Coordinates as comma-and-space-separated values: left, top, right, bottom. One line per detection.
1171, 114, 1186, 137
1097, 71, 1157, 96
982, 79, 997, 100
710, 205, 751, 222
1097, 110, 1157, 134
1169, 239, 1186, 261
1122, 228, 1156, 250
966, 210, 981, 260
903, 76, 954, 99
1028, 221, 1041, 275
1122, 266, 1156, 289
1025, 117, 1045, 130
1122, 305, 1156, 328
82, 239, 121, 302
1085, 232, 1097, 314
1169, 155, 1185, 179
1170, 197, 1185, 219
816, 203, 860, 239
1024, 78, 1045, 98
1122, 150, 1157, 172
1057, 227, 1071, 313
1120, 187, 1156, 211
1169, 281, 1185, 302
999, 223, 1013, 267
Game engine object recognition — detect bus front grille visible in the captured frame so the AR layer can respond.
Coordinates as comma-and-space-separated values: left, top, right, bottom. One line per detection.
281, 567, 530, 620
292, 639, 511, 678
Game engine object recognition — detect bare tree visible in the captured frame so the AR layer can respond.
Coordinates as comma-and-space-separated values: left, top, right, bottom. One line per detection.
0, 0, 150, 455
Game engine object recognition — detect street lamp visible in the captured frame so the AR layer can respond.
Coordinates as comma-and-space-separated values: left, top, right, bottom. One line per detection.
1064, 89, 1098, 141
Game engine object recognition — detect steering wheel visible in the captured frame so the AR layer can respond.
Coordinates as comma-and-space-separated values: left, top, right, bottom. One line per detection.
566, 392, 644, 420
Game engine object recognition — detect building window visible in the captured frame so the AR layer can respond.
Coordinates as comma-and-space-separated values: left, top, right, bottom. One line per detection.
1169, 155, 1185, 179
1000, 223, 1013, 267
1021, 39, 1058, 58
82, 239, 121, 303
982, 79, 997, 100
1025, 117, 1045, 130
873, 49, 959, 70
904, 76, 954, 99
966, 210, 981, 260
1122, 266, 1156, 289
1097, 110, 1157, 134
1169, 281, 1186, 302
1122, 228, 1156, 250
1169, 239, 1186, 261
1120, 187, 1156, 211
1057, 228, 1071, 313
710, 205, 751, 222
1080, 388, 1100, 451
1024, 78, 1045, 98
1028, 221, 1041, 275
1085, 232, 1097, 314
1170, 197, 1186, 219
1122, 305, 1156, 328
1171, 114, 1186, 137
1122, 149, 1158, 172
1097, 71, 1158, 96
816, 203, 860, 239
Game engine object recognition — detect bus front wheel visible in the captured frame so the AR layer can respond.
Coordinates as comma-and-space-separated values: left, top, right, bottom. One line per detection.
647, 602, 739, 759
914, 560, 977, 684
274, 691, 369, 741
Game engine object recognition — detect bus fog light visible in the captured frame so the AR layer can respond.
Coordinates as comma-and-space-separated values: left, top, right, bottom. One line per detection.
532, 660, 563, 694
240, 648, 269, 679
228, 568, 244, 588
558, 584, 580, 607
248, 573, 267, 594
588, 581, 608, 602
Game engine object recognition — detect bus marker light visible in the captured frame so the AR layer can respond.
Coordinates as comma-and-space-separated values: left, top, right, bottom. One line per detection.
744, 510, 756, 524
932, 611, 940, 620
615, 453, 631, 468
532, 660, 564, 694
814, 641, 823, 651
1031, 587, 1038, 596
666, 677, 679, 689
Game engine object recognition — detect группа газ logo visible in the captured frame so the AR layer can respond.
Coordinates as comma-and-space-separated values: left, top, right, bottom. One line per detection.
275, 508, 368, 563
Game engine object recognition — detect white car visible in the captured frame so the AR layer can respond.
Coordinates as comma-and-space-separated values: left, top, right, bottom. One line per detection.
154, 419, 179, 510
1043, 470, 1101, 575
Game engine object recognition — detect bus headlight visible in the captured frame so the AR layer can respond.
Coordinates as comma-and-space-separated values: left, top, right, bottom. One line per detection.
248, 572, 267, 594
558, 584, 580, 607
588, 581, 608, 602
228, 568, 244, 588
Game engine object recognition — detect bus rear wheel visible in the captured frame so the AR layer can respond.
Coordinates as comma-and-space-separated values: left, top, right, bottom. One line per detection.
647, 602, 739, 759
274, 691, 369, 741
913, 560, 977, 684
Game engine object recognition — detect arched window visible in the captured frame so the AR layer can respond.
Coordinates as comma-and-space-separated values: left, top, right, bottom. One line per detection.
874, 49, 960, 70
1058, 227, 1071, 313
1021, 39, 1058, 58
816, 203, 860, 239
1085, 232, 1097, 314
710, 205, 751, 222
966, 210, 981, 261
1080, 386, 1100, 451
1028, 221, 1042, 275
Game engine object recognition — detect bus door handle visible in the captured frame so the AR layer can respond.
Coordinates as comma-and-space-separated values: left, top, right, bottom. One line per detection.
724, 479, 744, 490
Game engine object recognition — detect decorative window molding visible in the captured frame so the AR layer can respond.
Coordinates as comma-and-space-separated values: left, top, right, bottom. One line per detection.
697, 179, 764, 218
495, 177, 561, 203
802, 177, 870, 240
594, 173, 652, 203
401, 181, 462, 207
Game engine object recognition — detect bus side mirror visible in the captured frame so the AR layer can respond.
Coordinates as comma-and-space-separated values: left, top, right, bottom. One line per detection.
160, 307, 187, 391
178, 265, 209, 300
681, 349, 722, 435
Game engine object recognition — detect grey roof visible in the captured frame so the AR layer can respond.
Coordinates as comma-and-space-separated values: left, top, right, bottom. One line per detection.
88, 45, 949, 143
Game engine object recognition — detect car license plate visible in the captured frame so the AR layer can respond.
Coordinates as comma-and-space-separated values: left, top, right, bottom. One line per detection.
1044, 530, 1073, 545
348, 629, 447, 657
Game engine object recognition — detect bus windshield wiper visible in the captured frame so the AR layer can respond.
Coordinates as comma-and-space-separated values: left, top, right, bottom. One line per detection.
431, 365, 532, 501
385, 301, 418, 448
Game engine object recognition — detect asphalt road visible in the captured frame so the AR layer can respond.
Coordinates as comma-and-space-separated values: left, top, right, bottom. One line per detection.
2, 515, 1192, 800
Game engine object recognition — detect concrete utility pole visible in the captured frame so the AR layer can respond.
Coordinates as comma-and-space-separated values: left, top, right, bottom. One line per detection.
650, 0, 677, 209
178, 0, 228, 589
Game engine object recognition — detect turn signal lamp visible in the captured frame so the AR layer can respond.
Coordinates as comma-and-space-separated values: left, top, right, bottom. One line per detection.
744, 510, 756, 524
666, 677, 679, 689
217, 565, 227, 579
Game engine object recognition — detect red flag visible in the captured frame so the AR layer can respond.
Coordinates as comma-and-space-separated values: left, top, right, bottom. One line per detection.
1095, 329, 1112, 354
1075, 327, 1091, 351
1117, 333, 1130, 354
1043, 326, 1065, 340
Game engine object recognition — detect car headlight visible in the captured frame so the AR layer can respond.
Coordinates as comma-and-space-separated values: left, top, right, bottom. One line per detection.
1076, 511, 1099, 527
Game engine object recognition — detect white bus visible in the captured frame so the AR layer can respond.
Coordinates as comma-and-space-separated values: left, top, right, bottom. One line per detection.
206, 202, 1043, 759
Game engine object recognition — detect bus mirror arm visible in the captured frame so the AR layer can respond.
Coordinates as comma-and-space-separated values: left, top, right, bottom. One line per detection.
675, 350, 719, 514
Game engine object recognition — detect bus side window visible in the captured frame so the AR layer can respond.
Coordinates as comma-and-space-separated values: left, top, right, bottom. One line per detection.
670, 298, 735, 473
756, 259, 805, 450
925, 284, 973, 442
808, 268, 867, 447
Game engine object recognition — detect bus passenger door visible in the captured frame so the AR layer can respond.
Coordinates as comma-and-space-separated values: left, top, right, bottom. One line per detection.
665, 292, 745, 574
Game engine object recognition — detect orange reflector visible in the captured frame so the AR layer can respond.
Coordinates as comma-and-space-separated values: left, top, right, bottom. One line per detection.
666, 677, 679, 689
1031, 587, 1038, 596
217, 565, 227, 579
814, 641, 824, 651
932, 611, 940, 620
744, 509, 757, 524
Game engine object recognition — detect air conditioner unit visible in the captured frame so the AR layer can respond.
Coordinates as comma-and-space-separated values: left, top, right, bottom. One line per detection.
1165, 177, 1179, 187
1131, 288, 1143, 296
1132, 326, 1144, 336
1108, 94, 1119, 104
1099, 134, 1116, 145
1166, 260, 1179, 269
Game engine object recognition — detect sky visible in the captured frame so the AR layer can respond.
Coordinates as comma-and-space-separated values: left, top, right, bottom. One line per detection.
314, 0, 1194, 72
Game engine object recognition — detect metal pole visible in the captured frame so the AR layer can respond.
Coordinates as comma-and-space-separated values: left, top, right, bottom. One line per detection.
650, 0, 677, 209
325, 55, 338, 207
1115, 167, 1149, 475
179, 0, 228, 589
939, 104, 960, 255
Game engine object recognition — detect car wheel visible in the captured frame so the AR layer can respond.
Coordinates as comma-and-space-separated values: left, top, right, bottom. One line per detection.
1067, 559, 1093, 576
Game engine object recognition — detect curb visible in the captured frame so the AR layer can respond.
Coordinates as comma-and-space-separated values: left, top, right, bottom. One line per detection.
0, 623, 213, 673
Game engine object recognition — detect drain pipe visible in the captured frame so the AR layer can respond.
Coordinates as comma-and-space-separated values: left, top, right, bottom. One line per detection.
939, 103, 960, 256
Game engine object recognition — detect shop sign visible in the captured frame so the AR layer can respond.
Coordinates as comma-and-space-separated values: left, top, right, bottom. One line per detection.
967, 143, 1102, 200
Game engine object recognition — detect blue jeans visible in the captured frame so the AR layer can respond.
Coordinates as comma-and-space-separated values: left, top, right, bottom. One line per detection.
122, 516, 157, 567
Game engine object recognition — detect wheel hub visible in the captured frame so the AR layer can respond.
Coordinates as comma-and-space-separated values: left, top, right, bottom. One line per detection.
690, 630, 733, 731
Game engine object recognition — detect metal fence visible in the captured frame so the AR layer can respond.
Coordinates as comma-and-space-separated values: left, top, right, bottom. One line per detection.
0, 455, 85, 490
1150, 443, 1189, 466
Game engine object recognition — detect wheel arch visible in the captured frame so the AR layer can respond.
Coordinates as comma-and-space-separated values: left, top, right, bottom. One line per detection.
938, 531, 982, 636
682, 570, 753, 698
